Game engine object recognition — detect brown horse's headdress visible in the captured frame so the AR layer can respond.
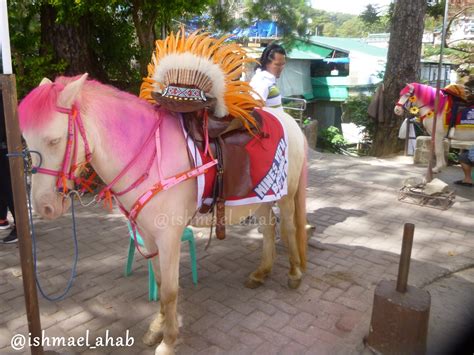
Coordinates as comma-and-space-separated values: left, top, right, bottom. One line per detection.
140, 28, 263, 131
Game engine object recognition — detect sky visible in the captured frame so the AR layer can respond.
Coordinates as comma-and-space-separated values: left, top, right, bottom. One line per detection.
311, 0, 393, 15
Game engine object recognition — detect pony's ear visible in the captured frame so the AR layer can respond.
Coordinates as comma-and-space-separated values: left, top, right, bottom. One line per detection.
57, 73, 89, 108
39, 78, 52, 86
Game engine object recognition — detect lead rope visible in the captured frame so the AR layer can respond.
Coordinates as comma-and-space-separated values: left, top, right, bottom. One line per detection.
12, 150, 80, 301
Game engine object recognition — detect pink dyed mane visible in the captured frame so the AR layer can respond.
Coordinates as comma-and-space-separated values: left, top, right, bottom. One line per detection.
401, 83, 449, 113
19, 76, 158, 133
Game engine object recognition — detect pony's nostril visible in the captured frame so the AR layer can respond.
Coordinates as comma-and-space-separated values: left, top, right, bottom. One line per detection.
43, 205, 54, 217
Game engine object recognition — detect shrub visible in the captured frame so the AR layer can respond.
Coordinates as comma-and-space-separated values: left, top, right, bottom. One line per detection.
318, 126, 347, 153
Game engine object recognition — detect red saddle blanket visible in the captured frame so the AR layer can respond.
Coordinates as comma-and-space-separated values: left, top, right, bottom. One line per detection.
185, 108, 289, 207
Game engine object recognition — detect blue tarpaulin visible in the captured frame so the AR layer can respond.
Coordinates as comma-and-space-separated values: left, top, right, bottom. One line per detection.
232, 21, 282, 38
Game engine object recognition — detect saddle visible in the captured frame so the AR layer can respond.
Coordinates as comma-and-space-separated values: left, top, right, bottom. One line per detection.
182, 109, 264, 239
443, 86, 474, 137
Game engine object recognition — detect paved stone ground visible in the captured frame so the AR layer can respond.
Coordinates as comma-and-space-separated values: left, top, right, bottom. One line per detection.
1, 150, 473, 354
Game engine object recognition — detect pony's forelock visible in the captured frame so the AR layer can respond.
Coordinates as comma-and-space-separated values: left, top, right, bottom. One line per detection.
400, 84, 415, 96
18, 81, 65, 133
19, 76, 155, 134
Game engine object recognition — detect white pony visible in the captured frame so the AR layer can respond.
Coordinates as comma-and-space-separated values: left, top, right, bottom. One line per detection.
19, 73, 308, 354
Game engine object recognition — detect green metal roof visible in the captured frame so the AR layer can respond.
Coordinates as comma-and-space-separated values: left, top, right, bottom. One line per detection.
308, 36, 388, 59
311, 77, 349, 101
287, 49, 325, 60
287, 39, 333, 60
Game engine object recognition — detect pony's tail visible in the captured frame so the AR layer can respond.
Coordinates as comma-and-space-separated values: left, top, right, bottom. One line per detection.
294, 138, 308, 271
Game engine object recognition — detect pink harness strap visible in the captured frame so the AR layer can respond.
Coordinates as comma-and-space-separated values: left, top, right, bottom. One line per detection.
33, 101, 217, 260
123, 158, 218, 259
96, 119, 161, 200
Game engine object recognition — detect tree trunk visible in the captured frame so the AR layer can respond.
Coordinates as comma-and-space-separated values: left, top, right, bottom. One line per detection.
371, 0, 427, 157
40, 4, 107, 81
130, 0, 157, 77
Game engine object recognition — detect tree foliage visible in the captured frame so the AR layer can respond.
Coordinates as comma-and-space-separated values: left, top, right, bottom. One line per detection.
8, 0, 67, 98
318, 126, 347, 153
206, 0, 239, 33
426, 0, 446, 18
308, 6, 392, 37
123, 0, 211, 76
360, 4, 380, 25
243, 0, 314, 40
7, 0, 213, 97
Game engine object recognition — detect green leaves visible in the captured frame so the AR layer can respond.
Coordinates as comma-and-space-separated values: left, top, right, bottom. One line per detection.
360, 4, 380, 25
8, 0, 214, 96
318, 126, 348, 153
243, 0, 314, 39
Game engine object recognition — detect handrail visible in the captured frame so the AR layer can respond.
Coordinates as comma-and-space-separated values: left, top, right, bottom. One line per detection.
282, 97, 307, 127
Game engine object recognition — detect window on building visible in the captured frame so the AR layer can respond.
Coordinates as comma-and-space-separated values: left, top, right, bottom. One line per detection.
310, 58, 350, 77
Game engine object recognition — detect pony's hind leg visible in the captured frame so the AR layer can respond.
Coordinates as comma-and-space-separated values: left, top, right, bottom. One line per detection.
278, 196, 303, 289
245, 204, 277, 289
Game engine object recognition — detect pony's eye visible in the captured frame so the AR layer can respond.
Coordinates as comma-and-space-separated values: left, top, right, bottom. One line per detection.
48, 138, 61, 146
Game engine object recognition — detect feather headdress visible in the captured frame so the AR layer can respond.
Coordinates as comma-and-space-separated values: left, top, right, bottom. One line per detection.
140, 28, 263, 130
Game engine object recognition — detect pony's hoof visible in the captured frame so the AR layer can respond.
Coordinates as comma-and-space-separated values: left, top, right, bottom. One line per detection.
244, 278, 264, 289
155, 341, 175, 355
288, 278, 301, 289
143, 331, 162, 346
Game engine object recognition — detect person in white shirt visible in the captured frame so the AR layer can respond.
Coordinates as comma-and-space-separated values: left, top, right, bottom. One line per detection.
249, 43, 286, 108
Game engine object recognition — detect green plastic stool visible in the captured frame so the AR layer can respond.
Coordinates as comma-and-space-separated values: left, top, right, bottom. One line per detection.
124, 222, 198, 301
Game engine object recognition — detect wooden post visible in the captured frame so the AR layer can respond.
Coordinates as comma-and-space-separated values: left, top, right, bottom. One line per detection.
366, 223, 430, 354
1, 74, 43, 355
396, 223, 415, 293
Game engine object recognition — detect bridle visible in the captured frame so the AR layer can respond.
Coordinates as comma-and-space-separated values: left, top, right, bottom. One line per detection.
32, 103, 162, 199
32, 105, 92, 194
395, 86, 434, 122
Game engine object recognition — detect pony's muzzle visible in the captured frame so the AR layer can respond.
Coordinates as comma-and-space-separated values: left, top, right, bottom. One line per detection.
42, 204, 55, 219
394, 106, 404, 116
34, 194, 70, 220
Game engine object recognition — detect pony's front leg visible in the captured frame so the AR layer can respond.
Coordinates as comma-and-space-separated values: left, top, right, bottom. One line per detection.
433, 121, 447, 173
155, 228, 182, 355
245, 204, 276, 289
143, 256, 164, 346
